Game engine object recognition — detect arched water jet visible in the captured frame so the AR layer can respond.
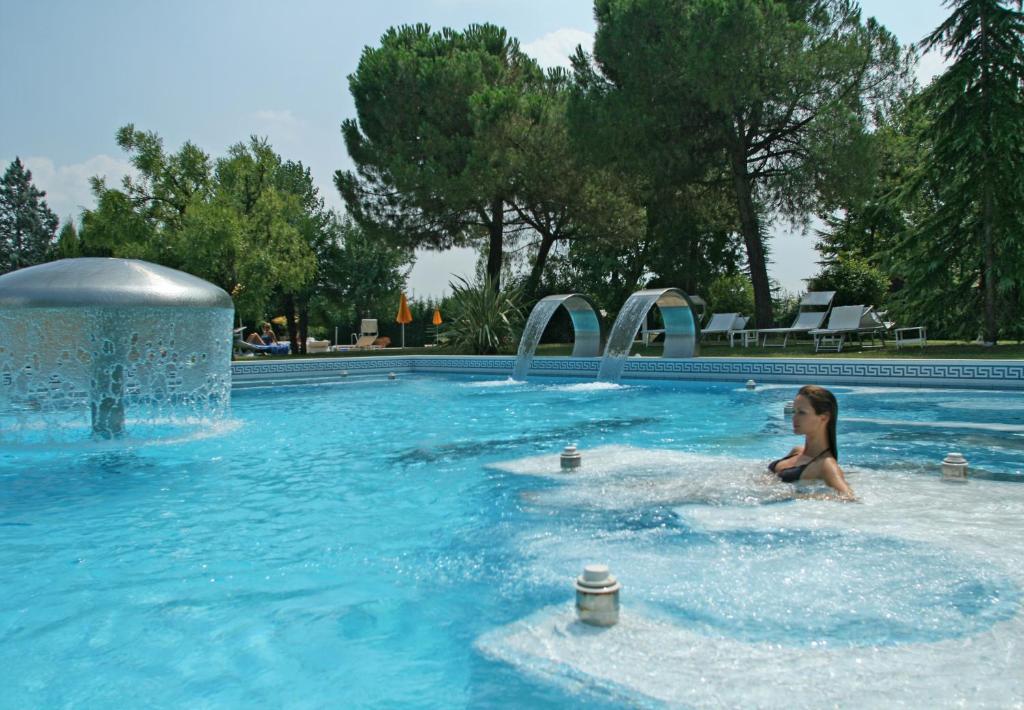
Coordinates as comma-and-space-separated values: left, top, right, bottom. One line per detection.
0, 258, 234, 440
513, 294, 602, 380
597, 288, 700, 382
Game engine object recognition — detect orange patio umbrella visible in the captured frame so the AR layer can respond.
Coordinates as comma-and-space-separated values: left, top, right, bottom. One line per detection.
431, 308, 442, 345
396, 293, 413, 348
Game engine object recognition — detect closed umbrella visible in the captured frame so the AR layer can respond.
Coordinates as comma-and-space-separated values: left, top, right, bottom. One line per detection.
396, 293, 413, 348
432, 308, 442, 345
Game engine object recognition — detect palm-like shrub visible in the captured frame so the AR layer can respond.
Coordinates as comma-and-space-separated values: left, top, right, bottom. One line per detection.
442, 275, 523, 354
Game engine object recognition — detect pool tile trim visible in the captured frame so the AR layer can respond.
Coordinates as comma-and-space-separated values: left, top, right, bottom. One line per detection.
232, 355, 1024, 390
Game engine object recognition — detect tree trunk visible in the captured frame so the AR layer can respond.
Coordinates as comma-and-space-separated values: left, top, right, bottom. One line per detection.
524, 231, 556, 301
728, 138, 774, 328
283, 293, 300, 354
981, 189, 997, 344
485, 197, 504, 291
298, 299, 310, 352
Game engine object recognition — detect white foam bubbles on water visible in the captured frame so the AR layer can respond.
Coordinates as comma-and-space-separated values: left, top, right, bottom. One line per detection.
459, 378, 524, 388
846, 417, 1024, 433
488, 445, 793, 508
480, 446, 1024, 708
543, 381, 629, 393
936, 398, 1024, 412
477, 599, 1024, 709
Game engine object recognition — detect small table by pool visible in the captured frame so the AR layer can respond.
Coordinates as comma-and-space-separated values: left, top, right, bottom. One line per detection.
729, 329, 759, 348
895, 326, 927, 350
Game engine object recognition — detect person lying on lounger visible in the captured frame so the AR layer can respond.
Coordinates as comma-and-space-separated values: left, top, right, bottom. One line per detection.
246, 322, 277, 345
767, 385, 855, 500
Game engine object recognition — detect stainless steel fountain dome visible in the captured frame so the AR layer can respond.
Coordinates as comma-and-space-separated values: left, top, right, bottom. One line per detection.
0, 258, 233, 309
0, 258, 234, 439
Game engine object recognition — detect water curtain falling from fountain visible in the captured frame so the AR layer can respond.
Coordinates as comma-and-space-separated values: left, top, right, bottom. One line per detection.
597, 288, 701, 382
513, 294, 603, 380
0, 258, 234, 440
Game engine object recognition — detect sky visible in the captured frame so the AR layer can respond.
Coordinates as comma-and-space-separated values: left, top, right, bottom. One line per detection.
0, 0, 951, 300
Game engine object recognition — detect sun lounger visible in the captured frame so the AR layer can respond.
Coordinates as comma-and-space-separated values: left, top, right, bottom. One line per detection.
701, 313, 745, 341
757, 291, 836, 347
810, 305, 888, 352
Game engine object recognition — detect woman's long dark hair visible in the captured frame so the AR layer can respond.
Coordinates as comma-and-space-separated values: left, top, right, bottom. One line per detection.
798, 385, 839, 461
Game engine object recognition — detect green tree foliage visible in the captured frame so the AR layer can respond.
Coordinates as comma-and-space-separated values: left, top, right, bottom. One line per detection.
442, 274, 523, 354
815, 98, 921, 269
214, 139, 319, 336
80, 127, 318, 328
55, 219, 82, 259
574, 0, 910, 327
309, 215, 412, 342
707, 274, 756, 316
896, 0, 1024, 343
480, 68, 648, 299
0, 158, 59, 274
338, 23, 543, 290
807, 255, 888, 308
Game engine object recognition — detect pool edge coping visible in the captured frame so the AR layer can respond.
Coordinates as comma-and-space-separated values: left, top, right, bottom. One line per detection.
231, 355, 1024, 390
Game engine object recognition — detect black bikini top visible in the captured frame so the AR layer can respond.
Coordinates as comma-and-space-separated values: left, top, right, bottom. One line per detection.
768, 449, 830, 483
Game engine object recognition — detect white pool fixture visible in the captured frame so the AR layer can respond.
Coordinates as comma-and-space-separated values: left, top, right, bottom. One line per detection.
784, 401, 795, 415
339, 370, 348, 378
575, 564, 621, 627
560, 444, 582, 471
388, 372, 397, 380
941, 452, 969, 481
746, 379, 756, 390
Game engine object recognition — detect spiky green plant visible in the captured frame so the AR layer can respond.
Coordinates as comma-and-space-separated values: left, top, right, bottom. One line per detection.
442, 274, 523, 354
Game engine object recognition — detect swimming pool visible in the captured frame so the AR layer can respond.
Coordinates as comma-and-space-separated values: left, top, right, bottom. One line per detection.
2, 375, 1022, 707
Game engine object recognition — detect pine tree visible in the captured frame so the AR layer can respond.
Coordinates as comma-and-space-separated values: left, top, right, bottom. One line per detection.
0, 158, 59, 274
56, 219, 81, 259
907, 0, 1024, 343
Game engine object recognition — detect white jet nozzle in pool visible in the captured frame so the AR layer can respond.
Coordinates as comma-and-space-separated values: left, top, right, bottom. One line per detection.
784, 401, 795, 415
339, 370, 348, 378
575, 564, 621, 627
388, 372, 396, 380
560, 444, 582, 470
746, 379, 756, 390
941, 452, 969, 482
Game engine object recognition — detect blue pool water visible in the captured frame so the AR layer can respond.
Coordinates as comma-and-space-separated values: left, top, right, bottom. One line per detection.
2, 376, 1023, 707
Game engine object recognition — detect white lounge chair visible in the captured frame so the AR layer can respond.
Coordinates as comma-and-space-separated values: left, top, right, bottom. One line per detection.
757, 291, 836, 347
354, 318, 380, 349
810, 305, 888, 352
701, 313, 745, 341
306, 337, 330, 354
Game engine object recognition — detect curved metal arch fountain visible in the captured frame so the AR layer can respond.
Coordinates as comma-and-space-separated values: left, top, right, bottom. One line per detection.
0, 258, 234, 440
512, 293, 603, 380
597, 288, 701, 382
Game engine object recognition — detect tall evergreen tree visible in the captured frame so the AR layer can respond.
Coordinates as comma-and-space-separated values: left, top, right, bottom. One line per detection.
573, 0, 909, 327
0, 158, 59, 274
901, 0, 1024, 343
55, 219, 82, 259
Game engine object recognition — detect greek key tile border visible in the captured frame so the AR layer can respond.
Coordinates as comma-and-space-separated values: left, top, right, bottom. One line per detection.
232, 355, 1024, 390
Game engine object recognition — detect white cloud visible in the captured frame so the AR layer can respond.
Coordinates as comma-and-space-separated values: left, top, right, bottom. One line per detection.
916, 48, 949, 87
5, 154, 138, 223
522, 28, 593, 69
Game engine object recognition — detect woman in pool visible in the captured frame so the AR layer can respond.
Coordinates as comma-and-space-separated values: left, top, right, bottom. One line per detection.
768, 385, 854, 500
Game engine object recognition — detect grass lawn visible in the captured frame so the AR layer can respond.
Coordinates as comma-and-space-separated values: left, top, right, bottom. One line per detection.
237, 339, 1023, 361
